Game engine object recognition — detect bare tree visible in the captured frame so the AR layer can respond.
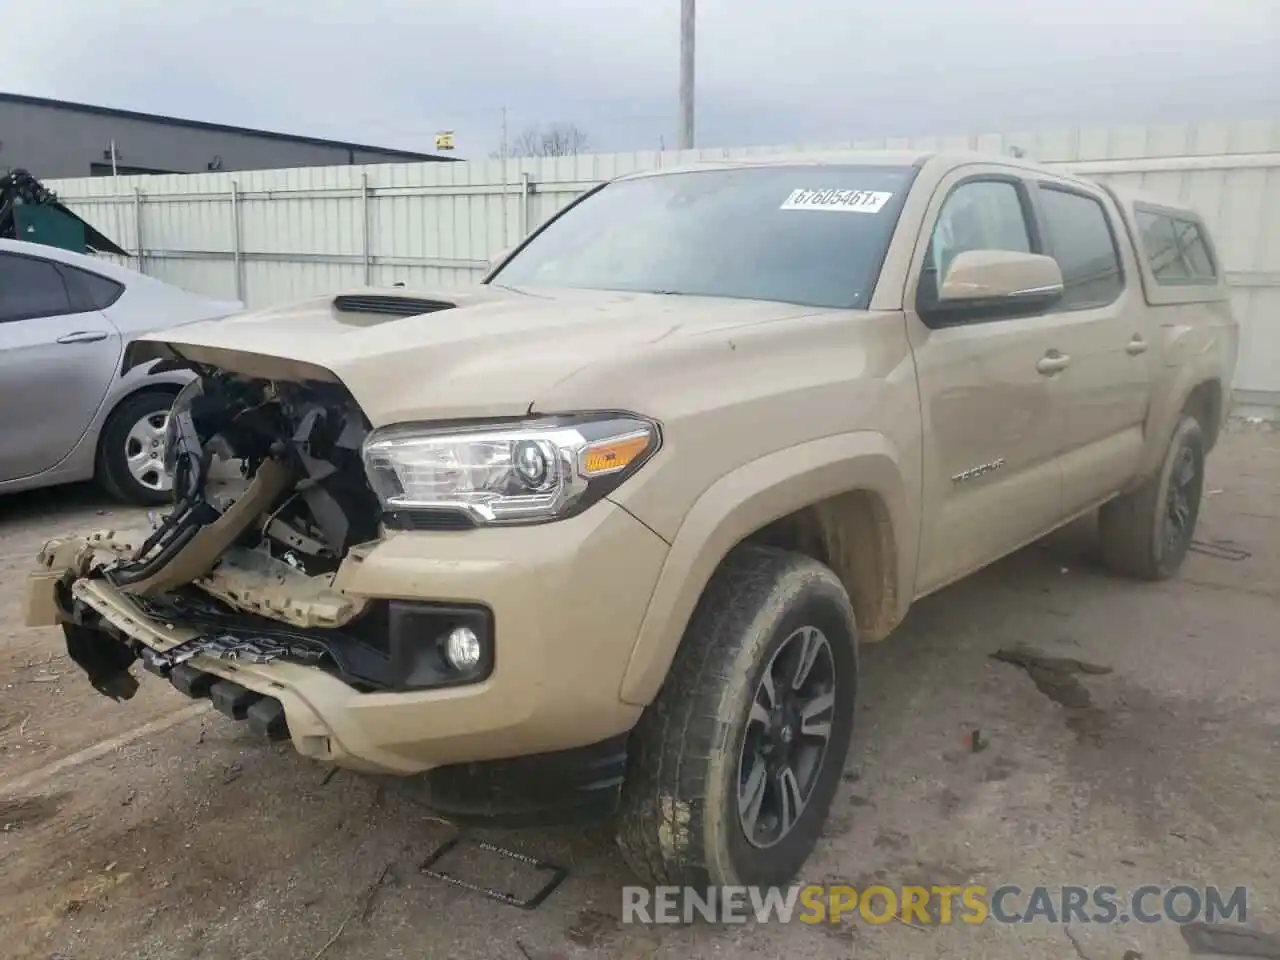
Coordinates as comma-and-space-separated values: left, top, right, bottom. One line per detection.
492, 123, 591, 159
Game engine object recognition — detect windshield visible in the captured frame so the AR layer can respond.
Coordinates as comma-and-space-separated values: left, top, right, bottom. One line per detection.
488, 164, 917, 310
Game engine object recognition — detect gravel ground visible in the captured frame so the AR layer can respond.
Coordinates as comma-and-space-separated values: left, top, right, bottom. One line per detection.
1, 426, 1278, 960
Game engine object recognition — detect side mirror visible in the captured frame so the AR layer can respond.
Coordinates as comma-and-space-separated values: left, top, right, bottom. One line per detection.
937, 249, 1064, 311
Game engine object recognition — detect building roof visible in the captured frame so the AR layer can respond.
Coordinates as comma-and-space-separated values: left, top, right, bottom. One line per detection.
0, 91, 459, 162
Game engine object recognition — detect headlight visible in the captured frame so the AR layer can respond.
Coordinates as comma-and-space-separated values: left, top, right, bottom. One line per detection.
361, 414, 660, 525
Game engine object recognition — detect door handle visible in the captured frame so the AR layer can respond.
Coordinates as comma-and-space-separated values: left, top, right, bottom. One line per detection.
56, 330, 109, 344
1126, 336, 1148, 356
1036, 351, 1071, 375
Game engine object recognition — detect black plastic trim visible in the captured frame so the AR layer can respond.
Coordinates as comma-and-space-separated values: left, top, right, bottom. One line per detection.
209, 679, 262, 720
416, 733, 630, 827
386, 600, 495, 692
125, 593, 493, 694
246, 697, 290, 740
170, 663, 216, 698
333, 294, 456, 317
383, 508, 477, 531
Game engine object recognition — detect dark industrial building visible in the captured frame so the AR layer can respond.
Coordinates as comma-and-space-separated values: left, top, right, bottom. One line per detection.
0, 92, 457, 180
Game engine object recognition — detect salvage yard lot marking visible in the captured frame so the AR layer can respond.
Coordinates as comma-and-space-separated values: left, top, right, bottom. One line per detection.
779, 188, 893, 213
0, 702, 209, 797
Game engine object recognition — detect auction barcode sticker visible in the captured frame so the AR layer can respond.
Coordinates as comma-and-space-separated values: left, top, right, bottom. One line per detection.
780, 188, 893, 213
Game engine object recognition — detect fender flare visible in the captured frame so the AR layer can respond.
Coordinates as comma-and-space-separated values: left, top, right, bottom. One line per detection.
618, 430, 912, 706
1137, 361, 1223, 481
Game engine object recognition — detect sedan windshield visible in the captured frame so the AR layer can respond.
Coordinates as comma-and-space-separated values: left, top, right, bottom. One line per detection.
488, 164, 917, 310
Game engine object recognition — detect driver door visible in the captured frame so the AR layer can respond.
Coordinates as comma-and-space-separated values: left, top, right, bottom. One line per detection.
906, 169, 1069, 596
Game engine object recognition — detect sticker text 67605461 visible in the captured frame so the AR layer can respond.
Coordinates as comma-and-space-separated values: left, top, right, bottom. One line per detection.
780, 188, 894, 214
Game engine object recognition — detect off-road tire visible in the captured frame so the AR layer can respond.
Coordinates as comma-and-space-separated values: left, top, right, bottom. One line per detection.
97, 390, 176, 507
1098, 414, 1206, 580
616, 544, 858, 888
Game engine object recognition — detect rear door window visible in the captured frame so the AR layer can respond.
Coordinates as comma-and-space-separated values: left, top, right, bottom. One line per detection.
1036, 186, 1124, 310
58, 264, 126, 312
0, 253, 75, 323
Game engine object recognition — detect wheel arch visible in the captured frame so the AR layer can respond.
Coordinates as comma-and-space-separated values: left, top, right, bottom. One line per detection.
742, 489, 900, 642
1138, 371, 1226, 481
618, 431, 914, 706
1181, 378, 1224, 451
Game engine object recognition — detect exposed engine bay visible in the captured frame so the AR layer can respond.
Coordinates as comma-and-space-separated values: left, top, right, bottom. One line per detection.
125, 371, 381, 588
38, 370, 410, 699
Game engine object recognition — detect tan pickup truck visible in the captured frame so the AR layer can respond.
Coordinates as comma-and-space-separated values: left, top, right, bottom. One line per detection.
26, 150, 1238, 888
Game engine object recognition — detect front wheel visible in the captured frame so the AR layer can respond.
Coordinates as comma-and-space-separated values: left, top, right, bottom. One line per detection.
1098, 414, 1206, 580
97, 391, 176, 507
616, 545, 859, 888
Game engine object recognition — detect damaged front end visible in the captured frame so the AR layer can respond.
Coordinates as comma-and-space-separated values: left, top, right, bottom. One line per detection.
26, 368, 484, 716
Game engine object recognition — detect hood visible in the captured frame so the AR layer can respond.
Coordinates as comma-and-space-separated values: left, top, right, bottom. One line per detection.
127, 284, 832, 425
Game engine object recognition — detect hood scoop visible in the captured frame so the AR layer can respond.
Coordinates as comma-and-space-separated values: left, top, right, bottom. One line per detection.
333, 294, 456, 318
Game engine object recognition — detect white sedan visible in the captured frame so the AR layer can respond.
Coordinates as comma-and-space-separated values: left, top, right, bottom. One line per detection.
0, 239, 242, 504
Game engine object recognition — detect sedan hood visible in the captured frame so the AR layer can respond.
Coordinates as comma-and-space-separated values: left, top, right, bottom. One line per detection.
128, 285, 831, 425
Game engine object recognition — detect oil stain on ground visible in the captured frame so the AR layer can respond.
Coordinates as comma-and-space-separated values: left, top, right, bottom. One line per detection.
990, 644, 1113, 743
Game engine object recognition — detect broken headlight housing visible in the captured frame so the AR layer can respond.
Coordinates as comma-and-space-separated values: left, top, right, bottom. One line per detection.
361, 414, 661, 526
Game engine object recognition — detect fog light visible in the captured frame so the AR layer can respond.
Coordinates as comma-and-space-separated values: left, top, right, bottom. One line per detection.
444, 626, 483, 671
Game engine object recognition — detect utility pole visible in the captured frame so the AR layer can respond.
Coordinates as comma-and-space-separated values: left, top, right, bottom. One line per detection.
678, 0, 695, 150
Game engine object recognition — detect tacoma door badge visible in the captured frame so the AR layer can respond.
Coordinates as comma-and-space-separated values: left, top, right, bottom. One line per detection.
952, 457, 1006, 484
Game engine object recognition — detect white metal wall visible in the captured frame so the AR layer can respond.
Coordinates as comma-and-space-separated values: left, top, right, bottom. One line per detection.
46, 121, 1280, 408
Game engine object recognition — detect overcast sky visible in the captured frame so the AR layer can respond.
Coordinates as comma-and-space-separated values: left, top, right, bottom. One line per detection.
3, 0, 1277, 158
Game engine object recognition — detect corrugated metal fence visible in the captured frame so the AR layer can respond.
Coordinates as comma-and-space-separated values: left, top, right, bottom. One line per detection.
46, 121, 1280, 410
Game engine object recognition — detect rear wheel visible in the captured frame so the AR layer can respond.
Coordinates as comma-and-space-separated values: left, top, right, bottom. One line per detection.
1098, 414, 1205, 580
616, 545, 858, 887
97, 390, 176, 506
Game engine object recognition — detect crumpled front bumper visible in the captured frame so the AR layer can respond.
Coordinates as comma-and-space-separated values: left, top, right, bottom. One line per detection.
24, 498, 668, 777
